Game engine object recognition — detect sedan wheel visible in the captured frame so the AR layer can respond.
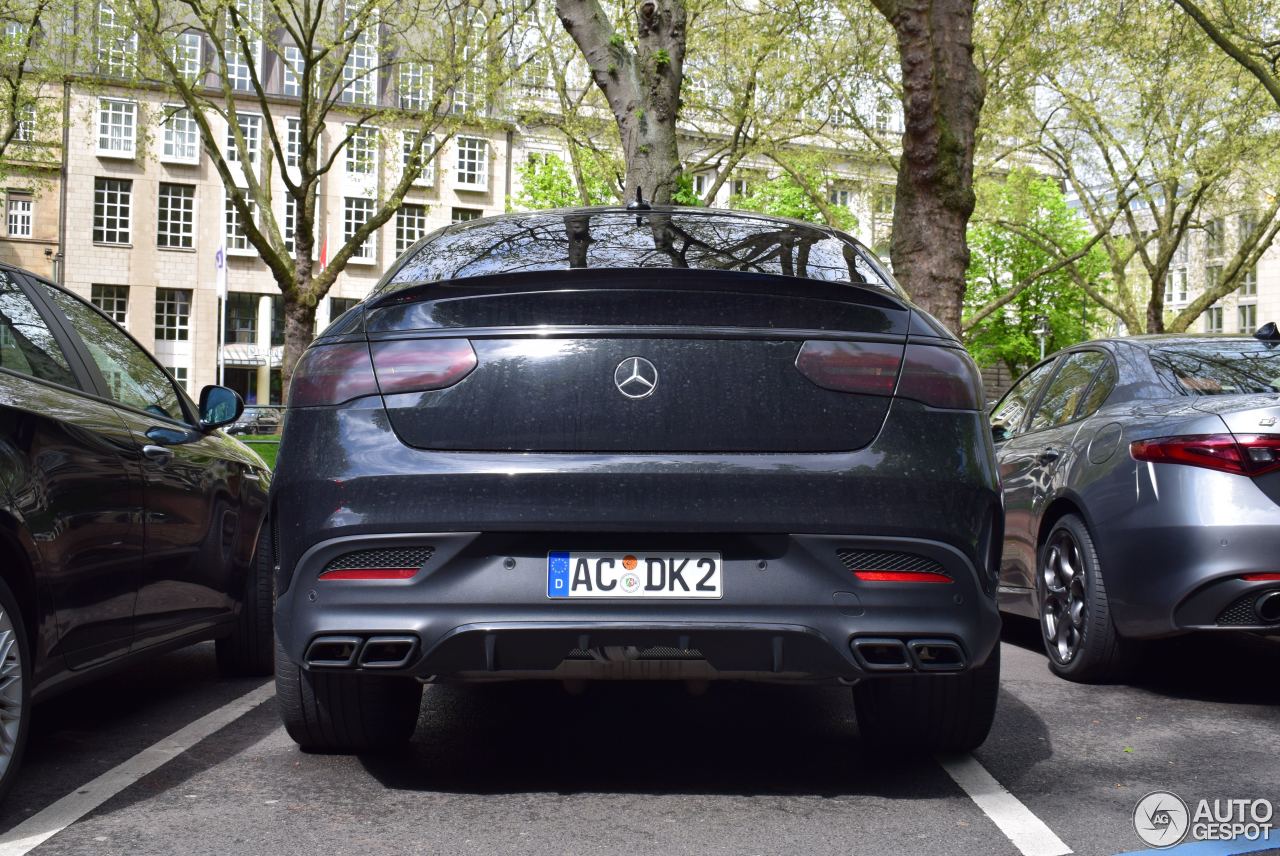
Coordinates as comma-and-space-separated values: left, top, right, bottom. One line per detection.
1041, 529, 1087, 665
0, 579, 29, 800
1036, 514, 1135, 683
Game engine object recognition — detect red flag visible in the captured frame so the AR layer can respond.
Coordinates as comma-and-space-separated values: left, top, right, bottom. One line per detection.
318, 235, 328, 271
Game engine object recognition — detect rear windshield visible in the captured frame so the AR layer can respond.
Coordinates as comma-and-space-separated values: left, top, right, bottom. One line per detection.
383, 209, 896, 292
1149, 342, 1280, 395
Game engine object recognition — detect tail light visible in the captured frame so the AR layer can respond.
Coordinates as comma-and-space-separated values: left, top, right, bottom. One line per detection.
896, 344, 984, 410
1242, 573, 1280, 582
853, 570, 952, 584
289, 339, 476, 407
290, 343, 379, 407
795, 341, 902, 396
794, 340, 983, 410
1130, 434, 1280, 476
371, 339, 477, 395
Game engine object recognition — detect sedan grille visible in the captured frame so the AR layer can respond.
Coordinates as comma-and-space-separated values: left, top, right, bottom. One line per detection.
322, 547, 435, 573
836, 549, 947, 577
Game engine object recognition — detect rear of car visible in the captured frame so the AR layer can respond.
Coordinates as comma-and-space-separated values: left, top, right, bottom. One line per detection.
271, 208, 1003, 754
1110, 336, 1280, 635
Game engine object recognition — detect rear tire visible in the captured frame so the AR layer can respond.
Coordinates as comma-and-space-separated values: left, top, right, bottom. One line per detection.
1037, 514, 1136, 683
216, 523, 275, 677
853, 644, 1000, 754
0, 576, 31, 803
275, 638, 422, 753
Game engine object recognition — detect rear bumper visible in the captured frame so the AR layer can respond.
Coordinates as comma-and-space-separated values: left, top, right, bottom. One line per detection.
274, 532, 1002, 682
1090, 466, 1280, 637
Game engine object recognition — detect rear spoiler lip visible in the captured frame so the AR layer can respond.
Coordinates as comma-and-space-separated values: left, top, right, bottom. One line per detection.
364, 267, 908, 313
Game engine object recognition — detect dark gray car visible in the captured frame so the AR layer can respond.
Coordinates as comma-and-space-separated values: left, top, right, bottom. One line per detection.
991, 327, 1280, 682
271, 207, 1004, 755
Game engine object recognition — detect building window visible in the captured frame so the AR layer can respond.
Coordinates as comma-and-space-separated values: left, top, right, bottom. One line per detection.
455, 136, 487, 189
874, 186, 894, 216
283, 195, 297, 253
1240, 265, 1257, 298
93, 178, 131, 244
1205, 264, 1222, 293
731, 178, 748, 198
341, 1, 378, 105
395, 203, 426, 254
270, 295, 284, 346
157, 183, 195, 249
155, 288, 191, 341
97, 2, 137, 76
282, 45, 302, 97
692, 173, 708, 198
226, 191, 256, 252
451, 207, 481, 224
13, 104, 34, 143
1238, 302, 1257, 333
97, 99, 137, 157
227, 113, 261, 164
1203, 305, 1224, 334
874, 97, 892, 133
173, 31, 202, 81
6, 195, 32, 238
165, 365, 189, 392
1205, 218, 1224, 257
285, 117, 302, 167
224, 292, 259, 344
91, 284, 129, 326
223, 0, 261, 92
450, 10, 486, 115
399, 61, 430, 110
330, 296, 358, 318
344, 197, 375, 261
161, 106, 199, 163
1165, 268, 1188, 304
403, 131, 433, 184
829, 188, 851, 207
345, 125, 378, 174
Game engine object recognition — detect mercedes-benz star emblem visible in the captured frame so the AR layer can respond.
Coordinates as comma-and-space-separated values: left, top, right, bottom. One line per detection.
614, 356, 658, 400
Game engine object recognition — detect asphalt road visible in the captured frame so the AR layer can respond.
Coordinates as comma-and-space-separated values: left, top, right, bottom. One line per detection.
3, 622, 1279, 856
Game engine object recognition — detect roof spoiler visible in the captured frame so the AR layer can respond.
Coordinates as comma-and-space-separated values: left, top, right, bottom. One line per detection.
1255, 322, 1279, 344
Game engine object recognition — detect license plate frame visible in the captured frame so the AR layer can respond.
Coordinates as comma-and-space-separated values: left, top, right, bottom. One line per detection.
546, 551, 723, 599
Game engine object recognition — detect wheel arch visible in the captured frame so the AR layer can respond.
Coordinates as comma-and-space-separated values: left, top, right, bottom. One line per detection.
0, 508, 41, 653
1036, 491, 1095, 553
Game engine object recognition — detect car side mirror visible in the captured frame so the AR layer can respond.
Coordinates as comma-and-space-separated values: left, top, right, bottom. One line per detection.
991, 422, 1011, 443
199, 385, 244, 431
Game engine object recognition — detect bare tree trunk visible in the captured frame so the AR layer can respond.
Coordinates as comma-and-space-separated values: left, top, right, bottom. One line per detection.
872, 0, 984, 334
556, 0, 686, 203
281, 282, 317, 398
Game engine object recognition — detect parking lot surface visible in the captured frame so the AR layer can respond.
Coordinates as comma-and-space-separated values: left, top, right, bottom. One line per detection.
2, 622, 1278, 856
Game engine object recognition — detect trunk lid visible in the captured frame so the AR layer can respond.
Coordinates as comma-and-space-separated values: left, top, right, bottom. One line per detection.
365, 271, 912, 454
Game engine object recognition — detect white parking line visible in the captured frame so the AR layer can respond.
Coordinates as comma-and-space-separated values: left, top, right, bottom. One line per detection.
939, 753, 1073, 856
0, 681, 275, 856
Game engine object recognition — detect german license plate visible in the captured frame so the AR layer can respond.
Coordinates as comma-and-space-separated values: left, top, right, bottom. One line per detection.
546, 551, 723, 599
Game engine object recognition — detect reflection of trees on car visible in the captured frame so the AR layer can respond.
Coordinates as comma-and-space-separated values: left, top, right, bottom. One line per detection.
390, 210, 894, 290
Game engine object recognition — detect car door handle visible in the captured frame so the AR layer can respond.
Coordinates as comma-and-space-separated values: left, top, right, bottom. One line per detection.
141, 444, 174, 465
1037, 447, 1061, 464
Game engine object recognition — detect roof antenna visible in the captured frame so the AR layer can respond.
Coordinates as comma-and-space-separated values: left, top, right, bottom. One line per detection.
626, 187, 651, 212
1255, 321, 1279, 347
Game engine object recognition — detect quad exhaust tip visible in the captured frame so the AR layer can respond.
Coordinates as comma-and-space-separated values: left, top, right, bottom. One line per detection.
850, 637, 966, 673
304, 634, 419, 669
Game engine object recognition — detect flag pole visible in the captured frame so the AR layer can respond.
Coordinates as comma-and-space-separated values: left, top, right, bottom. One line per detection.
215, 245, 227, 387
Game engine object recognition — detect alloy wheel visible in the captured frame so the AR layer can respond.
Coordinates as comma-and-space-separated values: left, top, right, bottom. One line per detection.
0, 605, 22, 780
1041, 529, 1087, 664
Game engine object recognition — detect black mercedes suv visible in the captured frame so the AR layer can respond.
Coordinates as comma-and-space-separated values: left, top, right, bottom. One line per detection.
272, 207, 1003, 754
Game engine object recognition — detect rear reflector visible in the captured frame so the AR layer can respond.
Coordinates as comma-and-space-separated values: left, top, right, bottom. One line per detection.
289, 343, 379, 407
318, 567, 419, 581
1130, 434, 1280, 477
371, 338, 477, 395
1242, 573, 1280, 582
854, 570, 952, 584
794, 340, 904, 396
